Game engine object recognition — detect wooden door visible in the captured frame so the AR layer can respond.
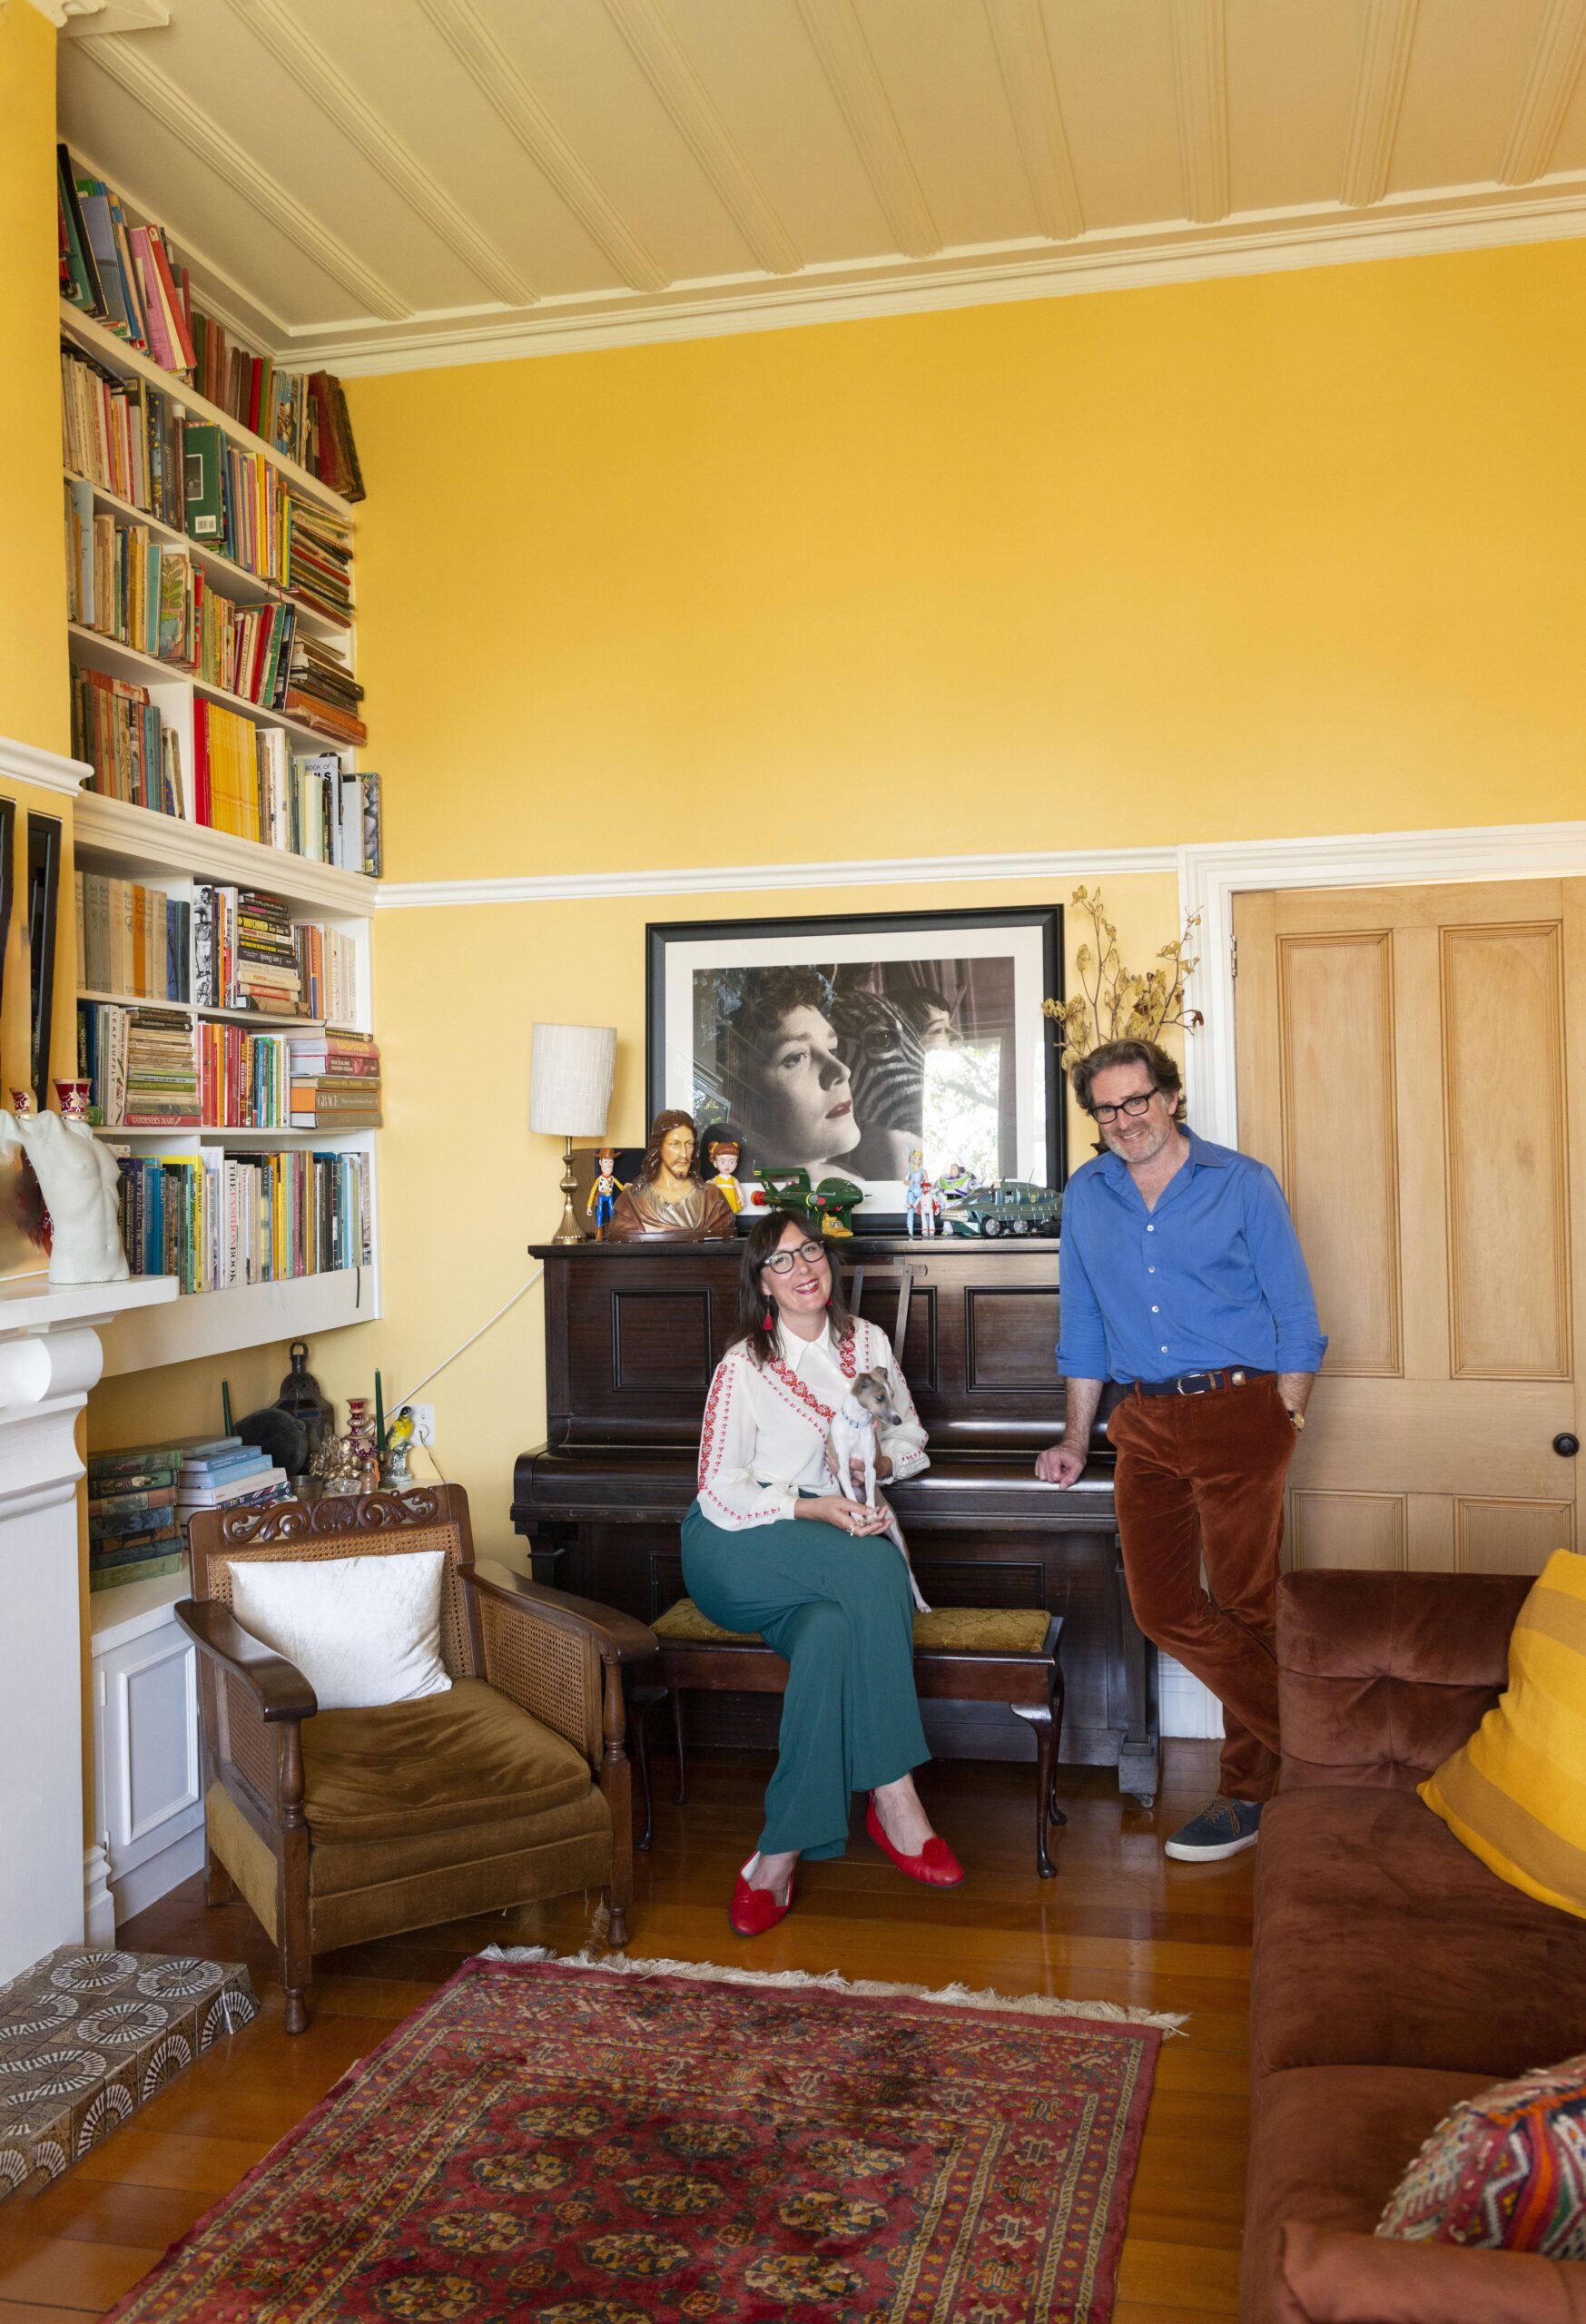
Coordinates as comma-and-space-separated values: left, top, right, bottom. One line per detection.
1234, 879, 1586, 1575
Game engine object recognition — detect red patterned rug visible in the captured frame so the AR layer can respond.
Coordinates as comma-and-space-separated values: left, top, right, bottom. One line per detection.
105, 1952, 1173, 2323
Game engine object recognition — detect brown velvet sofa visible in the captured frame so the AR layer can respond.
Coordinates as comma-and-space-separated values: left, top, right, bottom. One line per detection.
1243, 1571, 1586, 2323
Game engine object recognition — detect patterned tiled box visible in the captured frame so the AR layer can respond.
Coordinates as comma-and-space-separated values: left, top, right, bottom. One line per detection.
0, 1945, 257, 2202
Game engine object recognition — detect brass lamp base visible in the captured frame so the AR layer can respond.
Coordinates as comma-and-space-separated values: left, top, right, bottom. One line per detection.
552, 1135, 586, 1243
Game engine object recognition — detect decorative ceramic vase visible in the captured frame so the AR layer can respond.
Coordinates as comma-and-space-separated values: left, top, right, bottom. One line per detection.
54, 1081, 92, 1121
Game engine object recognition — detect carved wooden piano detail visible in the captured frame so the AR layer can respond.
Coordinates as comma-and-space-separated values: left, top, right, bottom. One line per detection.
511, 1236, 1160, 1806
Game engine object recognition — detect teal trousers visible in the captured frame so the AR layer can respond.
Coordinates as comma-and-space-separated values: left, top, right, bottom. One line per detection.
681, 1498, 929, 1861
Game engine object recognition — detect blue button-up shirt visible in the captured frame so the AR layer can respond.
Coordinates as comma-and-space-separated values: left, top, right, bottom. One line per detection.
1057, 1129, 1327, 1383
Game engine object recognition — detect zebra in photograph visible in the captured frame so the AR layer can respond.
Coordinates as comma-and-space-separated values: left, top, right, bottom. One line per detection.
829, 984, 960, 1146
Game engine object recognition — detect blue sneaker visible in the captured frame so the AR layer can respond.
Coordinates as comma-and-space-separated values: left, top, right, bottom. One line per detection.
1163, 1797, 1263, 1862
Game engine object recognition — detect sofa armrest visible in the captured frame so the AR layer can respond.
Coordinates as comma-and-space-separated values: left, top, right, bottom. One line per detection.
1277, 1571, 1532, 1792
1276, 2222, 1586, 2322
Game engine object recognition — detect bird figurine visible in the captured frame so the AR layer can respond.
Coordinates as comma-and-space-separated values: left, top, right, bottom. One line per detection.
381, 1404, 418, 1489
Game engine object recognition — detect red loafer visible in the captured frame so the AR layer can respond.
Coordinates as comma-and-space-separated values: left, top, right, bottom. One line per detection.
866, 1798, 965, 1887
729, 1856, 794, 1937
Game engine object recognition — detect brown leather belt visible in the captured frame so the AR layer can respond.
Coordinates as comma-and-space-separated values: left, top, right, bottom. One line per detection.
1133, 1367, 1274, 1398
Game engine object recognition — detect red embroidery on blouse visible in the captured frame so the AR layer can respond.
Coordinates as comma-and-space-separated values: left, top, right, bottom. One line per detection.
698, 1358, 785, 1521
697, 1363, 729, 1489
764, 1357, 835, 1425
839, 1325, 858, 1380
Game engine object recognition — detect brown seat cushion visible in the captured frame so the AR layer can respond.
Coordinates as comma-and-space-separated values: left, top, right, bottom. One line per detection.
1253, 1788, 1586, 2080
301, 1677, 593, 1844
1241, 2064, 1495, 2324
653, 1598, 1055, 1657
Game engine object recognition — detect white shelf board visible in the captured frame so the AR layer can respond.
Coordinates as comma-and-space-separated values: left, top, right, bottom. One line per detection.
98, 1264, 377, 1378
64, 470, 350, 638
95, 1126, 377, 1146
61, 303, 355, 518
74, 790, 377, 915
90, 1561, 192, 1649
0, 1271, 176, 1335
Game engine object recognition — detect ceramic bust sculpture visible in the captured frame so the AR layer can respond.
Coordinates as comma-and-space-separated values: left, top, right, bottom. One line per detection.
0, 1108, 130, 1286
606, 1110, 736, 1242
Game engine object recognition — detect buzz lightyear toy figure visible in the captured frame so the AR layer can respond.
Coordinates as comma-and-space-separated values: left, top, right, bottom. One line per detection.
586, 1147, 623, 1241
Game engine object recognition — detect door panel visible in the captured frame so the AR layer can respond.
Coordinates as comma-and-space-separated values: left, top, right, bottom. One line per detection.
1235, 878, 1584, 1580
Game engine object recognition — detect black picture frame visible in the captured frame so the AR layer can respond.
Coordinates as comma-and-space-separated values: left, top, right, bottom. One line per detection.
27, 814, 62, 1113
646, 901, 1065, 1230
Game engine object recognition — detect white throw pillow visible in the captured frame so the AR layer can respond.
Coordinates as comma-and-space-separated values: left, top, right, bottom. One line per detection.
229, 1551, 452, 1711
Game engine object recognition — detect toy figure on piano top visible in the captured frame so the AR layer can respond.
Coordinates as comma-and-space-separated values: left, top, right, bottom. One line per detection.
606, 1110, 737, 1242
586, 1147, 624, 1241
754, 1166, 862, 1237
702, 1128, 746, 1216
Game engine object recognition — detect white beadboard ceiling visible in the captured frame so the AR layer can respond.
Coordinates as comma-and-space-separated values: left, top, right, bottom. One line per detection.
54, 0, 1586, 374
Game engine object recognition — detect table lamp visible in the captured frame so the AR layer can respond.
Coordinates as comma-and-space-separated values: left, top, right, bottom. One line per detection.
530, 1022, 617, 1243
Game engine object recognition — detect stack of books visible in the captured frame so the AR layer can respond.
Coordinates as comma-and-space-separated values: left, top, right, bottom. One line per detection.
74, 872, 189, 1001
283, 498, 354, 624
86, 1444, 183, 1592
284, 637, 366, 745
195, 884, 302, 1015
199, 1023, 289, 1128
289, 1030, 381, 1128
175, 1437, 290, 1513
70, 665, 184, 817
61, 340, 185, 526
124, 1007, 200, 1128
65, 485, 195, 665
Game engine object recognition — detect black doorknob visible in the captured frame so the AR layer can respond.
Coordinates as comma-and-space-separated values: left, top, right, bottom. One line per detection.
1555, 1433, 1581, 1458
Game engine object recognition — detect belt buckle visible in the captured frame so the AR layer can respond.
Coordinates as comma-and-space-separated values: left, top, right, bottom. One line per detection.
1175, 1372, 1212, 1396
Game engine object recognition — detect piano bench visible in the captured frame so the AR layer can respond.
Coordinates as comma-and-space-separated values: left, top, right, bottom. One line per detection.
632, 1600, 1068, 1877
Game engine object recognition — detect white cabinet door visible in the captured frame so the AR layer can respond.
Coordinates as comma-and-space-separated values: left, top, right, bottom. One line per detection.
94, 1616, 204, 1922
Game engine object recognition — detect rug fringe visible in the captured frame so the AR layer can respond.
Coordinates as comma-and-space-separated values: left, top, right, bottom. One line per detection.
477, 1945, 1187, 2035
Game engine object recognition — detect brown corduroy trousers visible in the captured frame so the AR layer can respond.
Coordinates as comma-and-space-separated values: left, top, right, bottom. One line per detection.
1108, 1374, 1298, 1804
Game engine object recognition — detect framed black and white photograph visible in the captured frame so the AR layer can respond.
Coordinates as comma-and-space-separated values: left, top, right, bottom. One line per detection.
646, 902, 1064, 1225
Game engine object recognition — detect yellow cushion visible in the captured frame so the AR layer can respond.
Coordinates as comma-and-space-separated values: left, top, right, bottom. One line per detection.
1419, 1549, 1586, 1922
654, 1599, 1054, 1657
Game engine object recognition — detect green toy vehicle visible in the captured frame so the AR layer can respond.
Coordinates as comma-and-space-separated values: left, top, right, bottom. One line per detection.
754, 1168, 864, 1236
947, 1181, 1062, 1238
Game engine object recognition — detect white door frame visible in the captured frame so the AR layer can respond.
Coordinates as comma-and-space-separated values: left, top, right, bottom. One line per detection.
1178, 821, 1586, 1147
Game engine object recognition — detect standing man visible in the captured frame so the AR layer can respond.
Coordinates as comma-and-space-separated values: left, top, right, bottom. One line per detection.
1037, 1039, 1325, 1861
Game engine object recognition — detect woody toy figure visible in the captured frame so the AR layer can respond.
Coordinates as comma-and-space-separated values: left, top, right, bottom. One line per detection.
586, 1148, 623, 1241
704, 1131, 745, 1215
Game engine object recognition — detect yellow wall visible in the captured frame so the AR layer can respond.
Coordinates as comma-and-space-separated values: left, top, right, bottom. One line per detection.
91, 237, 1584, 1563
0, 1, 68, 759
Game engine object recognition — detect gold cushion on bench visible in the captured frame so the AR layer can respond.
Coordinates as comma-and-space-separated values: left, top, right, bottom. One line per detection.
654, 1598, 1053, 1658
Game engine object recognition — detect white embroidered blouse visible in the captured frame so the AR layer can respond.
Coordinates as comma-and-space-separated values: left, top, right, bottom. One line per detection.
695, 1315, 930, 1531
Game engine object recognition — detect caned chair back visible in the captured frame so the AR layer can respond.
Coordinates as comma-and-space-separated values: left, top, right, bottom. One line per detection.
189, 1488, 480, 1680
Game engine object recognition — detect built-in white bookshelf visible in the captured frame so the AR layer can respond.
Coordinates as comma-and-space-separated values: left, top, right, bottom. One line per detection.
58, 300, 380, 1377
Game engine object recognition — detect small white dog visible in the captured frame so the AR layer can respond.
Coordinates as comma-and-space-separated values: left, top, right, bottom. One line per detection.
829, 1368, 931, 1613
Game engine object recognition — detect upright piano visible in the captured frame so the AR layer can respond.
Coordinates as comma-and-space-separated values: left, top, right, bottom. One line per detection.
511, 1236, 1159, 1804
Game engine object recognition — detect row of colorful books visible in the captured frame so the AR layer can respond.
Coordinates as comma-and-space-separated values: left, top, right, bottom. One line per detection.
58, 147, 364, 501
199, 1023, 291, 1130
62, 340, 183, 525
71, 665, 183, 819
74, 872, 190, 1002
67, 484, 300, 707
115, 1148, 373, 1289
194, 885, 360, 1023
86, 1434, 291, 1593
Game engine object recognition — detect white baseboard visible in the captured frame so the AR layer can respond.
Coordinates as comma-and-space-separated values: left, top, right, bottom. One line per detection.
110, 1826, 205, 1925
84, 1843, 116, 1947
1158, 1658, 1225, 1740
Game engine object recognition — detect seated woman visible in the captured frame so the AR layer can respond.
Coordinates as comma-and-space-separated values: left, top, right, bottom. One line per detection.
683, 1207, 965, 1935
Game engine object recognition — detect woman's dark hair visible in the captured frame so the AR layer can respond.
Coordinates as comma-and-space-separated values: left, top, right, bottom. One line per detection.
1068, 1037, 1187, 1124
737, 1206, 853, 1366
635, 1108, 702, 1187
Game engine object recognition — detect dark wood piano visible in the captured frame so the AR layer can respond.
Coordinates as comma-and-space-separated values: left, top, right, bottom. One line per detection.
511, 1236, 1160, 1804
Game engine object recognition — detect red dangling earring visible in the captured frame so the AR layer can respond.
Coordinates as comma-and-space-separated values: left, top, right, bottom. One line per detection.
763, 1307, 774, 1333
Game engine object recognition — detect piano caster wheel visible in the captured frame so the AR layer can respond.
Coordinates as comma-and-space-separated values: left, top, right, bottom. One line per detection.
1134, 1793, 1156, 1813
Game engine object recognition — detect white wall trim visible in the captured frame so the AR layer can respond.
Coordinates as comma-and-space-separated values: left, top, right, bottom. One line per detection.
0, 736, 92, 800
1178, 818, 1586, 1145
314, 179, 1586, 376
376, 842, 1177, 910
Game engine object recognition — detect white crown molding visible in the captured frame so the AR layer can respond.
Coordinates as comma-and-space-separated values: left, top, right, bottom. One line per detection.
220, 0, 537, 308
795, 0, 940, 259
1341, 0, 1419, 210
1502, 0, 1586, 186
0, 736, 92, 800
1177, 818, 1586, 1147
305, 174, 1586, 374
26, 0, 168, 28
412, 0, 667, 294
1169, 0, 1230, 225
985, 0, 1084, 242
602, 0, 801, 277
79, 35, 411, 322
376, 842, 1178, 911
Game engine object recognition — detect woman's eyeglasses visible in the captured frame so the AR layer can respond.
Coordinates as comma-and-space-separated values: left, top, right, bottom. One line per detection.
1092, 1091, 1157, 1126
763, 1240, 827, 1274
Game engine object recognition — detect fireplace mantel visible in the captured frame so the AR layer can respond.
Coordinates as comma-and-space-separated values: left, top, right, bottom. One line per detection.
0, 1270, 176, 1984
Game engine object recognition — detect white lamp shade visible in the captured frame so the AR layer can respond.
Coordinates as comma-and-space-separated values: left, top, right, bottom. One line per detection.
530, 1022, 616, 1137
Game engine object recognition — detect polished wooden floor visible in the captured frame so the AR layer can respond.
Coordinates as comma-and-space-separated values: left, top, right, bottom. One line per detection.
0, 1740, 1252, 2324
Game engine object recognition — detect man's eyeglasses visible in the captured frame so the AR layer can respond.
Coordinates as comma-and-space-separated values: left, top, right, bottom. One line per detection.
763, 1240, 826, 1274
1092, 1091, 1157, 1126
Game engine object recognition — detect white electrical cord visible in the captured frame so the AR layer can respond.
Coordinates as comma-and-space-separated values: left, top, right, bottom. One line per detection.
389, 1265, 544, 1415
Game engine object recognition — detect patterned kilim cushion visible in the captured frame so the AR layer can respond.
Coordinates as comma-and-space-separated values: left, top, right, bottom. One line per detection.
1376, 2051, 1586, 2258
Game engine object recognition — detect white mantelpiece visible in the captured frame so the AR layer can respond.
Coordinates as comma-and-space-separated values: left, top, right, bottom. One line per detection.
0, 1271, 175, 1986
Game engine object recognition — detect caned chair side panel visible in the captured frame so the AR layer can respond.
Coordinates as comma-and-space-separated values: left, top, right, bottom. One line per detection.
478, 1593, 603, 1765
222, 1672, 278, 1807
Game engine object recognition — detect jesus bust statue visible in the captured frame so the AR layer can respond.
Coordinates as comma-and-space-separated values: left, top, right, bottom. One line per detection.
606, 1110, 736, 1242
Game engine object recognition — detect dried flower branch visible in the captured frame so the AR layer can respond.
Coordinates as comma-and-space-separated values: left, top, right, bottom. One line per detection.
1041, 884, 1204, 1062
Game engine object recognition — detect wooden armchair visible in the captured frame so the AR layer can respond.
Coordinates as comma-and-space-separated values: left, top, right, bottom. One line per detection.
176, 1485, 655, 2032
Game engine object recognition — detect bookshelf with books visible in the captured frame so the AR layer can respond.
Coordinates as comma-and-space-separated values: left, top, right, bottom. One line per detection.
57, 147, 382, 1378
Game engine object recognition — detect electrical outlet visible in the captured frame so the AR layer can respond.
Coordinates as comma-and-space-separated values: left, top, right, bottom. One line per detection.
405, 1403, 436, 1447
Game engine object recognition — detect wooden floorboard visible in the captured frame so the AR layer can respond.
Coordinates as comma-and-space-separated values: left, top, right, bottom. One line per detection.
5, 1742, 1251, 2316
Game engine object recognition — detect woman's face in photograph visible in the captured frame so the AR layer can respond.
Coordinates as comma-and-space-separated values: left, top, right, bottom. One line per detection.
752, 1005, 860, 1166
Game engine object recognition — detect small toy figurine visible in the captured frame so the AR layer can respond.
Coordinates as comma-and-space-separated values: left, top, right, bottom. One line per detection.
586, 1147, 624, 1241
939, 1158, 975, 1204
704, 1132, 744, 1215
903, 1148, 932, 1238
